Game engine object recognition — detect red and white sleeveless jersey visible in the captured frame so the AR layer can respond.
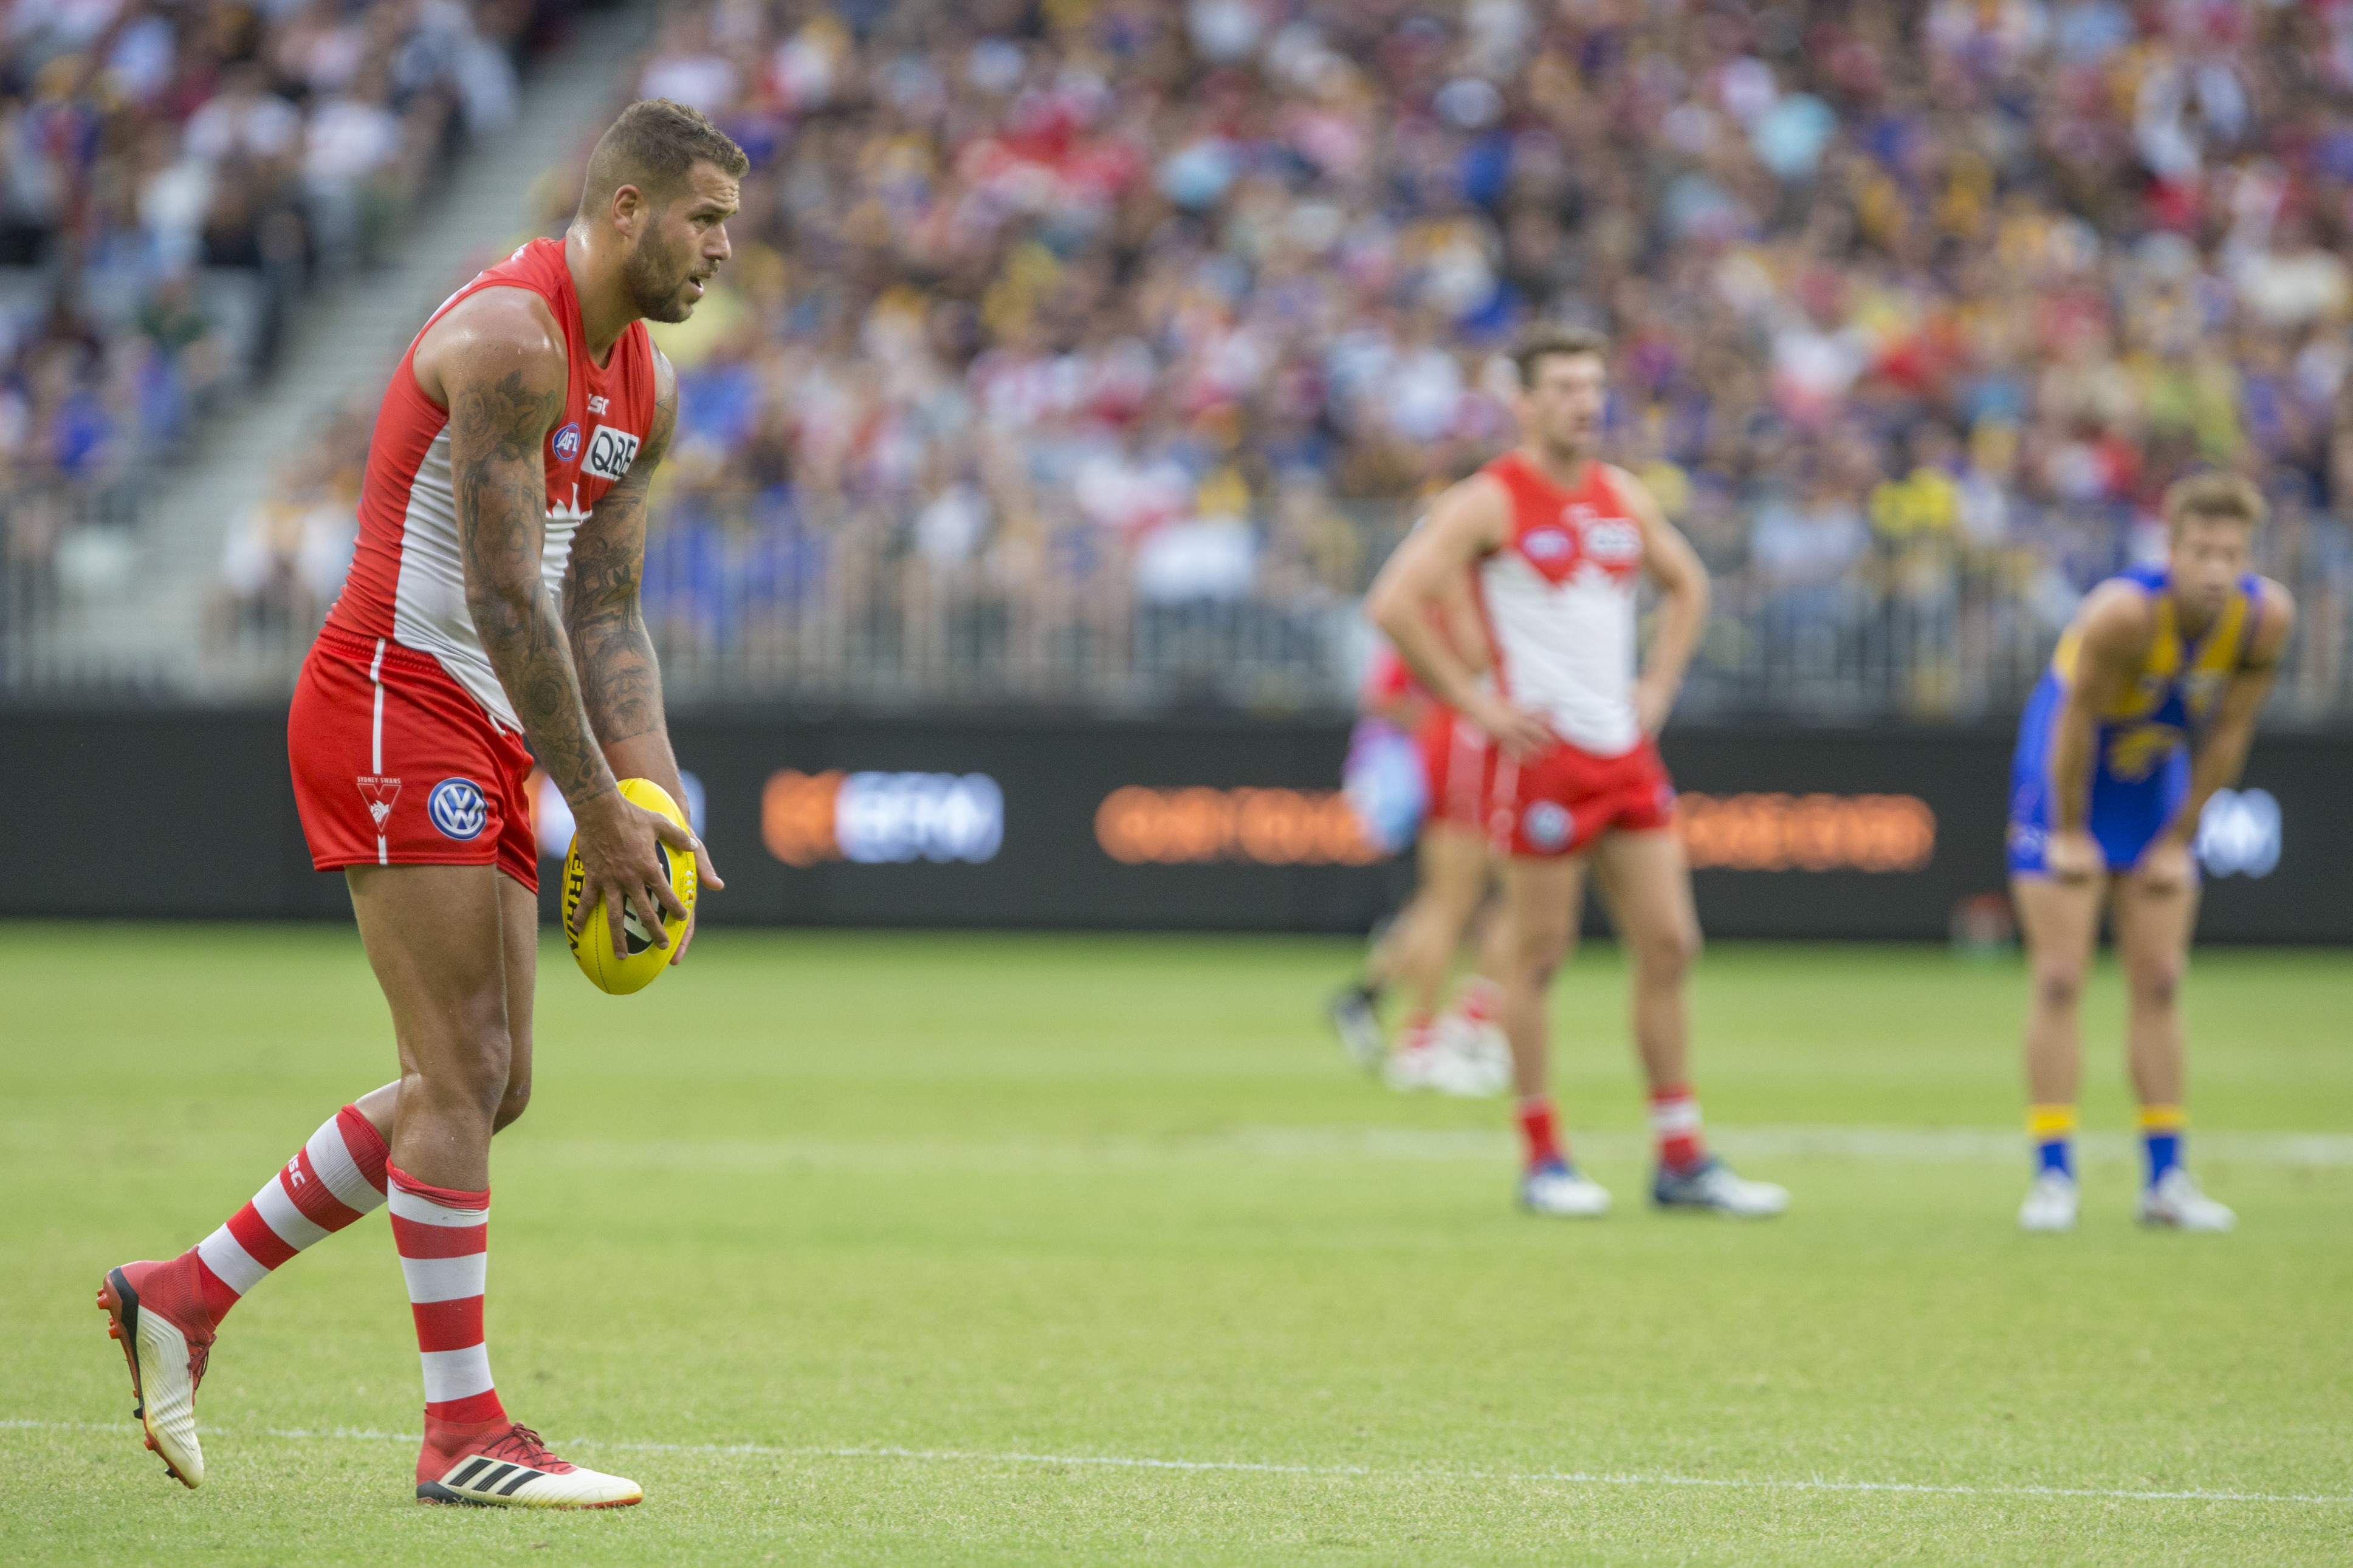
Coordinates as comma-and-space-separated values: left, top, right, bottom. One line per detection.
324, 237, 659, 731
1474, 450, 1646, 758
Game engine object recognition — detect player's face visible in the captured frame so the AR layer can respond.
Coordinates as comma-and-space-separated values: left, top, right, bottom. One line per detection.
2168, 515, 2252, 622
1517, 353, 1606, 457
624, 162, 740, 324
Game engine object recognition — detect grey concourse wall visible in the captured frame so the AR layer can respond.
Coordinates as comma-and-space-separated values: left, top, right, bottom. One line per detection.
10, 708, 2344, 941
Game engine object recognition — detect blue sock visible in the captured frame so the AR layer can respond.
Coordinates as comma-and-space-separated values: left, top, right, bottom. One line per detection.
2141, 1106, 2185, 1186
2028, 1105, 2075, 1179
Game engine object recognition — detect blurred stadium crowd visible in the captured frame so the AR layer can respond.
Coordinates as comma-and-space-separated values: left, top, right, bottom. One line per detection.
0, 0, 571, 626
26, 0, 2353, 715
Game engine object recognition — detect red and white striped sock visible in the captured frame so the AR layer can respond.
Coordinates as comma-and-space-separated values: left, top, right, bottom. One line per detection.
190, 1104, 390, 1323
388, 1164, 507, 1430
1517, 1094, 1565, 1171
1455, 976, 1503, 1027
1650, 1083, 1707, 1173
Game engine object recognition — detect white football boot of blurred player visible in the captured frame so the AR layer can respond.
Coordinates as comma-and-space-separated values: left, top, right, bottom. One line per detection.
2016, 1171, 2079, 1232
1381, 1026, 1443, 1092
1520, 1161, 1612, 1217
1453, 1014, 1513, 1097
1652, 1159, 1790, 1217
1418, 1012, 1510, 1097
2137, 1168, 2235, 1232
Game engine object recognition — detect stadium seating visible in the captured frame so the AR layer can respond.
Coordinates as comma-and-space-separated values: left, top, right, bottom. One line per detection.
21, 0, 2353, 719
0, 0, 557, 638
601, 0, 2352, 716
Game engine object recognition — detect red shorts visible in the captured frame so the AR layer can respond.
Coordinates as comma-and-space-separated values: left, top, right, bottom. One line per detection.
1486, 735, 1676, 858
1418, 707, 1495, 831
289, 628, 540, 892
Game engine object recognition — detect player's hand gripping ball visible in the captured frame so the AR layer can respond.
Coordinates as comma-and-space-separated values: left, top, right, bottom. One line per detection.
562, 778, 697, 995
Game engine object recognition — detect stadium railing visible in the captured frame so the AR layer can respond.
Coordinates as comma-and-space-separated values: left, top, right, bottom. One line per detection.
7, 490, 2350, 724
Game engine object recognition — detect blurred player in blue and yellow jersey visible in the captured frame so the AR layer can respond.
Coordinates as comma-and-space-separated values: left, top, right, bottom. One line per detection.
2006, 474, 2295, 1234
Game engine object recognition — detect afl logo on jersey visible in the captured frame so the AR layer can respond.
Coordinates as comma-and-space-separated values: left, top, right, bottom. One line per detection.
551, 423, 582, 462
428, 778, 489, 841
1523, 529, 1574, 561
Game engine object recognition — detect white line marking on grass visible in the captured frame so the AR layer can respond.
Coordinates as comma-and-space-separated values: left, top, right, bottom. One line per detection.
10, 1420, 2348, 1507
1221, 1126, 2353, 1168
514, 1127, 2353, 1173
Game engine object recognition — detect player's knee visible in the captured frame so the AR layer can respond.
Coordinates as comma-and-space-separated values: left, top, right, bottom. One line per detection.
413, 1018, 513, 1125
1517, 926, 1572, 984
2128, 961, 2182, 1011
1635, 923, 1700, 984
2035, 968, 2083, 1012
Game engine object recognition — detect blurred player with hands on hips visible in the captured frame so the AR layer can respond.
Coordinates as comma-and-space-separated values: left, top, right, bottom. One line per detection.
97, 100, 744, 1508
2007, 474, 2293, 1234
1367, 324, 1787, 1220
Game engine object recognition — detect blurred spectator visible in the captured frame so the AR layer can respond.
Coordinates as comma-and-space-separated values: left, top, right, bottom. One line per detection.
207, 414, 365, 648
0, 0, 550, 645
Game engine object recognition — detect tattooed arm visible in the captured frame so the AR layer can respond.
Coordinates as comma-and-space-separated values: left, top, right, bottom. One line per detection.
414, 288, 691, 953
563, 349, 721, 962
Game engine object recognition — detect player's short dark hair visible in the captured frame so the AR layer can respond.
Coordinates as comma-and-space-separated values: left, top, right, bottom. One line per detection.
579, 98, 749, 216
2163, 473, 2267, 536
1511, 323, 1609, 388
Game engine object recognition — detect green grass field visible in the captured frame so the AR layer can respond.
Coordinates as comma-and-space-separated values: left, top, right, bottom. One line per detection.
4, 925, 2348, 1565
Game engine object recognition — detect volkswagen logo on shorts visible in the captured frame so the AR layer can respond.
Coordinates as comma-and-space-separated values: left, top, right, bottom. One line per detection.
1525, 801, 1572, 850
551, 422, 582, 462
428, 778, 489, 841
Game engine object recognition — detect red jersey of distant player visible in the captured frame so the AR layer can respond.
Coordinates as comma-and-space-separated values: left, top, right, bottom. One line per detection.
289, 237, 660, 892
1472, 451, 1676, 858
1359, 593, 1496, 834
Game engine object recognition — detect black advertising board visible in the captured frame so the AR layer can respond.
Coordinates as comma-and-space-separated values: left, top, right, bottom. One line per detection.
12, 708, 2346, 942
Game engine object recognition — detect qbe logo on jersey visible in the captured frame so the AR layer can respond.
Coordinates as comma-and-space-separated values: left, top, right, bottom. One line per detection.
428, 778, 489, 841
584, 425, 641, 482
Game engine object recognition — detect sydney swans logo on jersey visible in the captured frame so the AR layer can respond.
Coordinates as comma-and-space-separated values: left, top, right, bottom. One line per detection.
583, 425, 641, 482
427, 778, 489, 841
551, 423, 582, 462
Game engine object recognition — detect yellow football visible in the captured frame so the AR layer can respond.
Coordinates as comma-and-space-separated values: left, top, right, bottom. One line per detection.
562, 778, 698, 995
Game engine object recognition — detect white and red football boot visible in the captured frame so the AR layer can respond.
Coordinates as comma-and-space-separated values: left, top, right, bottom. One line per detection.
417, 1420, 642, 1508
97, 1257, 216, 1488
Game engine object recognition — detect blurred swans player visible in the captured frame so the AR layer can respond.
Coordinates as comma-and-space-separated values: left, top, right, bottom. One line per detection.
95, 101, 741, 1507
2007, 474, 2293, 1233
1368, 324, 1785, 1218
1331, 595, 1511, 1097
